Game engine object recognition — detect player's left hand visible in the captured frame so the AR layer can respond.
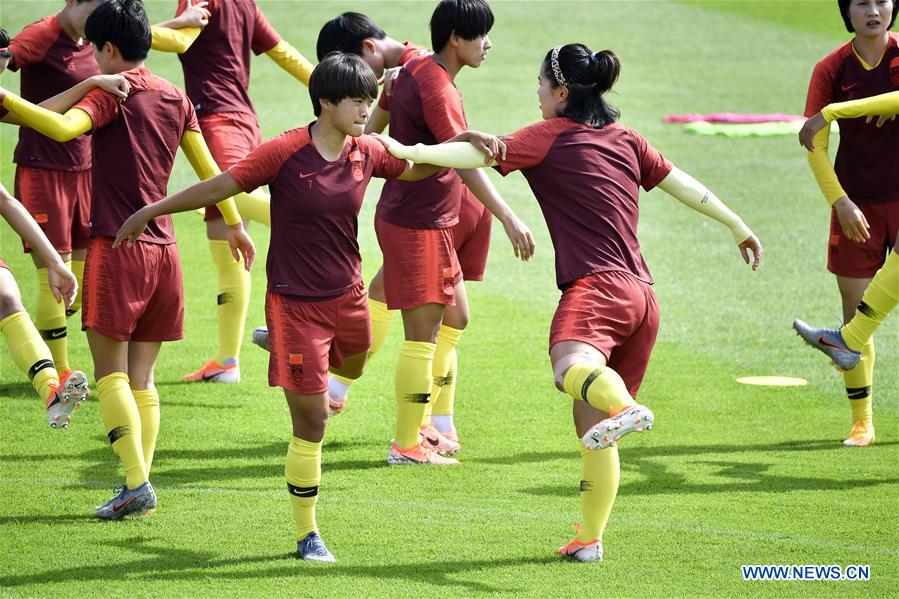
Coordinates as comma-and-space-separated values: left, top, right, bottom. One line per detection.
47, 261, 78, 308
227, 223, 255, 271
465, 130, 510, 164
865, 113, 896, 127
501, 214, 536, 262
379, 66, 402, 96
737, 233, 763, 271
179, 1, 211, 27
799, 112, 826, 151
113, 211, 151, 247
91, 74, 131, 102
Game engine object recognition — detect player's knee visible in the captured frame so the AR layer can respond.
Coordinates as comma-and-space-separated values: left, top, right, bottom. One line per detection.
552, 353, 592, 393
0, 290, 25, 320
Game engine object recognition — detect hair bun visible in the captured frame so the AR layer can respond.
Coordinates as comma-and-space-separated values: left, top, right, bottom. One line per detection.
592, 49, 620, 93
0, 28, 10, 48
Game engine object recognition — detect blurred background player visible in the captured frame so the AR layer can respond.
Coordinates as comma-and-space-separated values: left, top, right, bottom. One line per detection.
150, 0, 315, 385
374, 42, 762, 560
0, 0, 254, 520
801, 0, 899, 447
312, 11, 494, 452
1, 182, 89, 429
114, 53, 441, 561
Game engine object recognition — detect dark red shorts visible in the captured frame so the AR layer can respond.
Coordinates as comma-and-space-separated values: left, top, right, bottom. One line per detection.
550, 270, 660, 398
199, 112, 262, 221
266, 284, 371, 395
453, 194, 492, 282
828, 199, 899, 278
82, 237, 184, 342
375, 216, 462, 310
15, 165, 91, 254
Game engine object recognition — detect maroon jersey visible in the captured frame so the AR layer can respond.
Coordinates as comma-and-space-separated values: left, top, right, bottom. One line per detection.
805, 33, 899, 204
174, 0, 280, 118
496, 118, 672, 288
8, 14, 99, 170
228, 126, 407, 298
75, 67, 200, 244
376, 45, 468, 229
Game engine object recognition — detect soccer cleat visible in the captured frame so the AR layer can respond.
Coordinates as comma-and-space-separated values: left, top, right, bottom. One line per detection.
328, 396, 346, 416
842, 421, 875, 447
557, 536, 603, 562
438, 426, 459, 444
183, 359, 240, 383
46, 369, 89, 429
387, 441, 460, 465
582, 404, 654, 450
792, 320, 861, 371
95, 481, 157, 520
251, 326, 270, 352
297, 531, 336, 562
419, 424, 461, 455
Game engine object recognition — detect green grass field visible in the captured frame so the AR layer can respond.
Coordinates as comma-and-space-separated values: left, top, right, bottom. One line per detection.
1, 1, 897, 596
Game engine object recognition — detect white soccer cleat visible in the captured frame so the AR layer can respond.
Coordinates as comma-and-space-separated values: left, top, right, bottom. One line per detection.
582, 404, 653, 450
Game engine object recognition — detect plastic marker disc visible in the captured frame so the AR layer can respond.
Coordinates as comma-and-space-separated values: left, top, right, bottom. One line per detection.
736, 376, 807, 387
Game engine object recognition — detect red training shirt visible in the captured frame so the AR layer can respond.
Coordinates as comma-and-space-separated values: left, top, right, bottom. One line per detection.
8, 14, 99, 171
75, 67, 200, 244
495, 118, 672, 288
228, 125, 407, 298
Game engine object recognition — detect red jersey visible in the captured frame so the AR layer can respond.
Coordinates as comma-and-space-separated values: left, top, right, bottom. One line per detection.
376, 45, 468, 229
228, 126, 407, 298
495, 118, 672, 288
805, 34, 899, 204
174, 0, 280, 118
8, 14, 99, 171
75, 67, 200, 244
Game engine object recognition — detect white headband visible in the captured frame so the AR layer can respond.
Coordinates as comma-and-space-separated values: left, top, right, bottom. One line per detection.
551, 45, 566, 86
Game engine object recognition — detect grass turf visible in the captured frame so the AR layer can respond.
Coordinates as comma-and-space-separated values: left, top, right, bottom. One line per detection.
1, 0, 897, 596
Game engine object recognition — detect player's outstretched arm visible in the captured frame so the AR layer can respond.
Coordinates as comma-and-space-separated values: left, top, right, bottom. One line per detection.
1, 75, 128, 126
0, 183, 76, 307
458, 169, 535, 262
150, 1, 209, 53
0, 88, 92, 142
378, 134, 497, 169
657, 167, 762, 270
265, 40, 315, 86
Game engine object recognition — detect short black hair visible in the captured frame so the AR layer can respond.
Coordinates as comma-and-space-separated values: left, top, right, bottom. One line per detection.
430, 0, 494, 53
837, 0, 898, 32
309, 53, 379, 117
84, 0, 151, 61
316, 12, 386, 61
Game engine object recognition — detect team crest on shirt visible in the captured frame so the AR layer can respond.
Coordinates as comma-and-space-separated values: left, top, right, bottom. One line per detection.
891, 57, 899, 86
349, 150, 364, 182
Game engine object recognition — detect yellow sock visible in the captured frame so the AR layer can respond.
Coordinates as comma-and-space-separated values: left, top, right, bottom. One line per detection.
234, 189, 271, 227
429, 325, 462, 422
132, 387, 160, 474
285, 436, 322, 540
97, 373, 146, 489
68, 259, 85, 317
395, 340, 436, 448
563, 364, 636, 415
842, 251, 899, 351
210, 240, 250, 366
433, 340, 459, 418
367, 298, 394, 360
35, 267, 69, 372
0, 311, 59, 404
843, 340, 874, 424
576, 445, 620, 543
421, 402, 434, 428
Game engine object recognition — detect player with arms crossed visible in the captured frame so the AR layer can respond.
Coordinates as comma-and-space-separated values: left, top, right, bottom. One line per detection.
0, 0, 254, 519
115, 53, 442, 561
374, 43, 762, 561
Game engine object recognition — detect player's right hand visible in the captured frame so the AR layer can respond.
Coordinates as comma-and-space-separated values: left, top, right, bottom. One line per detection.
799, 111, 826, 151
737, 234, 763, 271
180, 1, 211, 27
501, 214, 535, 262
833, 196, 871, 243
47, 261, 78, 308
227, 223, 256, 271
114, 211, 151, 248
379, 66, 402, 96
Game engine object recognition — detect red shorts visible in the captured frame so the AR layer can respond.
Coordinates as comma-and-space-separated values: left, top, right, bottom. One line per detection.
452, 196, 492, 281
82, 237, 184, 342
199, 112, 262, 221
266, 284, 371, 395
375, 216, 462, 310
15, 165, 91, 254
828, 199, 899, 278
550, 270, 660, 398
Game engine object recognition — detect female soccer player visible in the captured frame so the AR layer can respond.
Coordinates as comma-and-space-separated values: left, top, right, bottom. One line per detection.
114, 53, 443, 562
802, 0, 899, 446
151, 0, 315, 385
374, 43, 762, 561
0, 0, 254, 520
1, 182, 89, 429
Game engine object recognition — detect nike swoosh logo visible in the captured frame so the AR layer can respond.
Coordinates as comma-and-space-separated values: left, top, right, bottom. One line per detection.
201, 372, 220, 381
112, 496, 135, 513
840, 84, 857, 93
425, 436, 439, 447
298, 172, 317, 180
818, 336, 847, 351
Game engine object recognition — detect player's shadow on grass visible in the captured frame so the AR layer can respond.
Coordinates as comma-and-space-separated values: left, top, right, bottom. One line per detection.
0, 536, 556, 593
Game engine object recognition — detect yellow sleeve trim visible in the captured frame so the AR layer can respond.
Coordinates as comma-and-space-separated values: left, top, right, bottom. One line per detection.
179, 130, 242, 225
822, 90, 899, 122
150, 26, 201, 54
2, 93, 92, 142
807, 122, 846, 206
265, 40, 314, 86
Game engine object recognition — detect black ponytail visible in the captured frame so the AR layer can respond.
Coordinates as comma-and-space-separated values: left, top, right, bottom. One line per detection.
542, 43, 620, 129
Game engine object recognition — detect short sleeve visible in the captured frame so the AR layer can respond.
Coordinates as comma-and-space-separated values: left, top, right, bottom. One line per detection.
377, 88, 391, 111
418, 65, 467, 142
495, 120, 560, 175
183, 94, 200, 132
74, 88, 120, 131
633, 130, 673, 191
228, 129, 304, 191
8, 20, 56, 70
251, 3, 281, 55
359, 136, 407, 180
805, 59, 837, 117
